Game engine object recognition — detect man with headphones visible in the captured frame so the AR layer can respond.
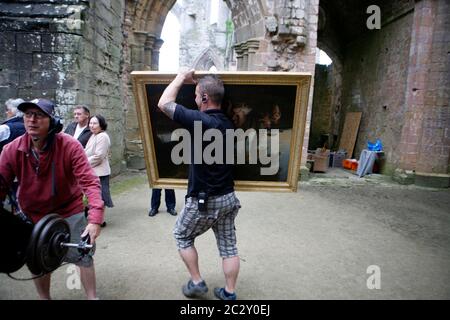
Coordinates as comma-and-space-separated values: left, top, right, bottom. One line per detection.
0, 98, 104, 300
158, 69, 241, 300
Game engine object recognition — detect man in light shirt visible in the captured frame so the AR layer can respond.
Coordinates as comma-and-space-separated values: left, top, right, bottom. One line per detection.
0, 98, 26, 153
64, 105, 92, 147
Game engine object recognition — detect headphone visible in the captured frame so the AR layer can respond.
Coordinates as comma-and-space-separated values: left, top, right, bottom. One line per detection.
48, 116, 63, 135
33, 116, 62, 147
202, 94, 208, 103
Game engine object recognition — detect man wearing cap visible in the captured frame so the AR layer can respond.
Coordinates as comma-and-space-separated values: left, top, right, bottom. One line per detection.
64, 105, 92, 148
0, 98, 104, 300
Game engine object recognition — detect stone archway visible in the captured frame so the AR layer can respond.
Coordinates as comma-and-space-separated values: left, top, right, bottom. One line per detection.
309, 45, 344, 152
2, 1, 447, 185
123, 0, 178, 169
125, 0, 178, 71
310, 2, 345, 152
192, 48, 223, 71
124, 0, 306, 167
123, 0, 256, 168
128, 0, 319, 73
124, 0, 320, 170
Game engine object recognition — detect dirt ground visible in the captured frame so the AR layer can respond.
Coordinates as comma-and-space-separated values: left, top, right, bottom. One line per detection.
1, 169, 449, 300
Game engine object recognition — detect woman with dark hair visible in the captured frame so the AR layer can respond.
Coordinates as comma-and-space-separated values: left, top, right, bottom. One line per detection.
85, 114, 113, 227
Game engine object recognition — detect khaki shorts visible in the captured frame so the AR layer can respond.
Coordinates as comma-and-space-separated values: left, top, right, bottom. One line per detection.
64, 212, 95, 268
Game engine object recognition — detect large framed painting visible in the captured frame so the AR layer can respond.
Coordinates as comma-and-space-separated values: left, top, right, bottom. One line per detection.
131, 71, 311, 192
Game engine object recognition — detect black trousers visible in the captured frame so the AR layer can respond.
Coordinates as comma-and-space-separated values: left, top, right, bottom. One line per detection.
150, 189, 175, 210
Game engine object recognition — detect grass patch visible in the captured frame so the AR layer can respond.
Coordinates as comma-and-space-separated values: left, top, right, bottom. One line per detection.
110, 173, 148, 196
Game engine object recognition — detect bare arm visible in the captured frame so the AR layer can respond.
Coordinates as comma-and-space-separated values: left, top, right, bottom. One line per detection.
158, 68, 196, 119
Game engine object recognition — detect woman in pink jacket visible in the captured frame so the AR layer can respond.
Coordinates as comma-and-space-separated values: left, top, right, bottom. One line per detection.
85, 114, 114, 227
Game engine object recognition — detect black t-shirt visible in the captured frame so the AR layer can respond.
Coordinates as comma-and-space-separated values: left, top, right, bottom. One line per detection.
173, 105, 235, 197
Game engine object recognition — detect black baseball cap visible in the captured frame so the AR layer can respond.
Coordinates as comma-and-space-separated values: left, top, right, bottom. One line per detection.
18, 98, 56, 118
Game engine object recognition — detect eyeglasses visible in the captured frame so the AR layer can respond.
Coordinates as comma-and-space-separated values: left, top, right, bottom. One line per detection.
24, 111, 47, 119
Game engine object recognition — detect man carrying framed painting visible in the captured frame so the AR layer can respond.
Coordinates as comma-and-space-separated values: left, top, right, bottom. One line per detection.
157, 69, 241, 301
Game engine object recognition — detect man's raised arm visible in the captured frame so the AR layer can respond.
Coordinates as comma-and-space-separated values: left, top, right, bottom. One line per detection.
158, 68, 196, 119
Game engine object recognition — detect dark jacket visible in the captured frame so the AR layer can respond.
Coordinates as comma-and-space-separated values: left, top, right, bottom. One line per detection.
0, 116, 26, 153
64, 122, 92, 148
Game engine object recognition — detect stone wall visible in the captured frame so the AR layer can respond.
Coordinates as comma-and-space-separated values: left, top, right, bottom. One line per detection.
177, 0, 233, 70
309, 64, 332, 150
0, 1, 88, 117
398, 0, 450, 184
124, 0, 174, 170
0, 0, 126, 174
336, 0, 449, 182
3, 0, 446, 185
81, 0, 126, 175
122, 6, 143, 169
339, 8, 414, 172
227, 0, 266, 44
263, 0, 319, 166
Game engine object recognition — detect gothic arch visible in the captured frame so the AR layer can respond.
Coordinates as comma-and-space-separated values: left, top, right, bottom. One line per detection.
126, 0, 269, 71
192, 48, 224, 71
124, 0, 277, 168
128, 0, 267, 42
127, 0, 177, 35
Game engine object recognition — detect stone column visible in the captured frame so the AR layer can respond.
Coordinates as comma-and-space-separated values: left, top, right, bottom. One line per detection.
144, 34, 156, 70
234, 42, 244, 71
397, 0, 450, 187
151, 38, 164, 71
241, 42, 249, 71
131, 31, 148, 71
246, 38, 261, 71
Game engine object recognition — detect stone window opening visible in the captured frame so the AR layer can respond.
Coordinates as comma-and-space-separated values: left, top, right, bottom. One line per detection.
159, 11, 181, 72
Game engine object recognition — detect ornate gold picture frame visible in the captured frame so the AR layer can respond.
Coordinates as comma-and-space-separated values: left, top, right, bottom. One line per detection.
131, 71, 311, 192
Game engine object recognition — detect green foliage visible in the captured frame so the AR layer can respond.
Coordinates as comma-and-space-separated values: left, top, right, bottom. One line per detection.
225, 19, 234, 35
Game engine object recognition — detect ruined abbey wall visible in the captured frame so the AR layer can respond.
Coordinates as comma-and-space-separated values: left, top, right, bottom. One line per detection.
1, 0, 448, 186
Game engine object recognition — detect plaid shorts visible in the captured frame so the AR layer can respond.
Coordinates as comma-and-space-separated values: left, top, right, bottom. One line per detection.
173, 192, 241, 258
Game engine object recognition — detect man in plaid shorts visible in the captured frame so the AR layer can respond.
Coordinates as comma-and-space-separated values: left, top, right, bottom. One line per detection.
158, 69, 241, 300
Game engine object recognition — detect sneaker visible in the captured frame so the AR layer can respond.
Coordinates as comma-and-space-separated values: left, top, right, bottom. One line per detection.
148, 208, 158, 217
214, 287, 237, 300
182, 279, 208, 298
167, 208, 177, 216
